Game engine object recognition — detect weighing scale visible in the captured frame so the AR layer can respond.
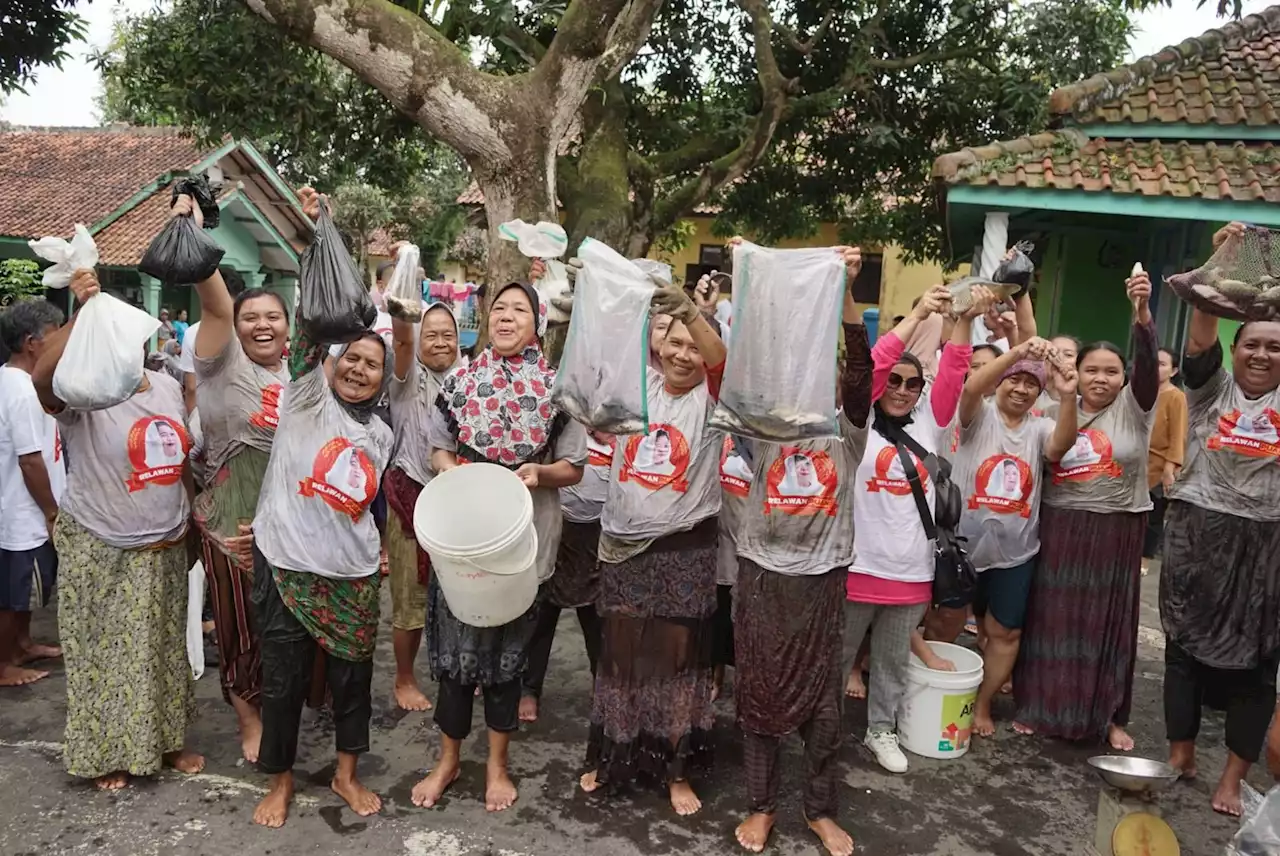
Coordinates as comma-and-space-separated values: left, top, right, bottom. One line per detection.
1087, 756, 1181, 856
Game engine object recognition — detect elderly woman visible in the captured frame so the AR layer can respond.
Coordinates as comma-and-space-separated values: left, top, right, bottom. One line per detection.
383, 298, 462, 712
32, 269, 203, 790
730, 247, 867, 856
951, 338, 1078, 738
411, 281, 586, 814
1161, 224, 1280, 817
578, 282, 724, 817
1014, 270, 1158, 751
845, 283, 993, 775
175, 196, 291, 763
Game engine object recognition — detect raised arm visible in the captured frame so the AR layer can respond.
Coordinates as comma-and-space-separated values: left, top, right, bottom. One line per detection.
1126, 269, 1160, 412
32, 269, 99, 414
165, 195, 237, 361
1044, 360, 1080, 462
840, 247, 874, 428
873, 284, 952, 400
931, 286, 995, 427
1187, 223, 1246, 356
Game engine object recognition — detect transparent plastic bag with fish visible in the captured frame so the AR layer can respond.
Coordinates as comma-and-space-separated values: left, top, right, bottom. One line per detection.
1227, 782, 1280, 856
384, 242, 423, 321
708, 241, 845, 442
1167, 226, 1280, 321
551, 238, 655, 434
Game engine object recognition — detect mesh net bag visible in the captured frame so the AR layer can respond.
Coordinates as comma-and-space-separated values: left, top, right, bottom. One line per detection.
1166, 226, 1280, 321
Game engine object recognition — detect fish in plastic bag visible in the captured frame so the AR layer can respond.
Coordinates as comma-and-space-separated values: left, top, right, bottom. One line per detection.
552, 238, 655, 434
498, 219, 569, 259
138, 175, 226, 285
1228, 781, 1280, 855
53, 293, 161, 410
709, 242, 845, 442
28, 224, 99, 289
384, 242, 424, 321
298, 202, 377, 343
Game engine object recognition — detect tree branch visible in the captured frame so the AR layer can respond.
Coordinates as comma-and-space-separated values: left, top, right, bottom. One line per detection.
869, 45, 983, 69
499, 23, 547, 64
774, 8, 835, 56
239, 0, 514, 163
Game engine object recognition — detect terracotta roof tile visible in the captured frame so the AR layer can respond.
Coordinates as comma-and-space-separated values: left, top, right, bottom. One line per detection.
1048, 5, 1280, 126
0, 126, 208, 242
932, 130, 1280, 203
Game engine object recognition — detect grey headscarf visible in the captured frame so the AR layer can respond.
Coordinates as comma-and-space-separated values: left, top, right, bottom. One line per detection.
420, 301, 462, 384
331, 331, 395, 424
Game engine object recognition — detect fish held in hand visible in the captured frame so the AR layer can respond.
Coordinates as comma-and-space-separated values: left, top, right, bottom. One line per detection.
945, 277, 1019, 317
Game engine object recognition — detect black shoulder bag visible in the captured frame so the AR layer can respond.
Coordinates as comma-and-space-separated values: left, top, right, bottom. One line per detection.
891, 430, 977, 609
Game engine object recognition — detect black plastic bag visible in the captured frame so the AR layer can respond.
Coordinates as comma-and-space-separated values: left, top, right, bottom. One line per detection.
139, 175, 226, 285
298, 202, 376, 343
993, 240, 1035, 297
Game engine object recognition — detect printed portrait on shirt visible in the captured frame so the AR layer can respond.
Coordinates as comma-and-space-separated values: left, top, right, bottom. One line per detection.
1051, 429, 1121, 484
766, 447, 837, 516
719, 435, 752, 498
866, 445, 929, 497
248, 383, 284, 430
969, 454, 1033, 517
299, 437, 379, 520
1209, 408, 1280, 458
620, 423, 691, 492
586, 432, 616, 468
125, 415, 190, 492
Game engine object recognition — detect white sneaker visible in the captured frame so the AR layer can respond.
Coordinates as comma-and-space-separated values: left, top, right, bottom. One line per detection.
865, 728, 909, 773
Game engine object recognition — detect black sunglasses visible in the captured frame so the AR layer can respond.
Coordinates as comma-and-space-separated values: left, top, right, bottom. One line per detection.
887, 373, 925, 393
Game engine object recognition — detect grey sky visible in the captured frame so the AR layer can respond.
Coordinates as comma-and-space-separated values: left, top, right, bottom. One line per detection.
1, 0, 1273, 127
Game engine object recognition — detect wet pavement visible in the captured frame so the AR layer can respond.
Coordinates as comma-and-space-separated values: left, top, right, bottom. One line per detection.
0, 567, 1265, 855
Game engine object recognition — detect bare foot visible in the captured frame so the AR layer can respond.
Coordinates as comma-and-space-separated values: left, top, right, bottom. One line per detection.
1012, 721, 1035, 736
17, 643, 62, 663
253, 775, 293, 828
1169, 743, 1197, 780
163, 749, 205, 774
240, 712, 263, 764
735, 813, 775, 852
332, 774, 382, 817
485, 765, 518, 812
1000, 680, 1013, 695
712, 664, 725, 703
394, 678, 433, 712
844, 670, 866, 699
518, 695, 538, 723
669, 780, 702, 816
411, 761, 459, 808
0, 664, 49, 686
579, 769, 602, 793
1107, 723, 1135, 752
94, 772, 129, 791
807, 816, 855, 856
973, 704, 996, 738
474, 685, 482, 697
1212, 776, 1243, 817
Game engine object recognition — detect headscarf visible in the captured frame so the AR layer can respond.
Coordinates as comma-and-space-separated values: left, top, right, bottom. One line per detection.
998, 359, 1046, 391
331, 331, 394, 424
419, 301, 463, 386
872, 352, 924, 440
438, 282, 557, 466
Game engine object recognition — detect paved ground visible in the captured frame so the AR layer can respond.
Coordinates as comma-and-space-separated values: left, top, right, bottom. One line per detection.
0, 567, 1267, 856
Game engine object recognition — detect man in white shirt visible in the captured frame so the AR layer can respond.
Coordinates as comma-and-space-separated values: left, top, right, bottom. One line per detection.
0, 300, 67, 687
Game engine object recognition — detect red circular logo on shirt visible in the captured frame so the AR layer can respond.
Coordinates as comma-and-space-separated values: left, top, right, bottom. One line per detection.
298, 437, 378, 521
1208, 408, 1280, 458
719, 435, 752, 498
969, 454, 1033, 517
866, 445, 929, 497
1051, 429, 1121, 484
620, 423, 691, 493
125, 415, 190, 492
764, 448, 837, 516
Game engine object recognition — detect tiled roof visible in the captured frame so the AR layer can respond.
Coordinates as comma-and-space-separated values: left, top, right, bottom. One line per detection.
932, 129, 1280, 202
1048, 4, 1280, 126
0, 126, 207, 245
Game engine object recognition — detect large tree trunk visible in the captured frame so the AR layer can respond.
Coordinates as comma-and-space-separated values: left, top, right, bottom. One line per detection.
559, 84, 643, 256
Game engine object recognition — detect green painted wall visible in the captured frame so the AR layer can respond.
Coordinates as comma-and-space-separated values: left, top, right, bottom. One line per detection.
1053, 230, 1145, 348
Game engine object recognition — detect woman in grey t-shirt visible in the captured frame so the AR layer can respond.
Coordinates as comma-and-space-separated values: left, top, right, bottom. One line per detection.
1161, 222, 1280, 817
1013, 270, 1159, 752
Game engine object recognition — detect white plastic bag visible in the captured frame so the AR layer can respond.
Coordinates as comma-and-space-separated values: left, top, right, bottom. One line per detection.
552, 238, 655, 434
385, 242, 423, 321
498, 219, 568, 259
186, 560, 206, 681
53, 293, 161, 410
1229, 782, 1280, 855
708, 241, 845, 442
631, 258, 672, 286
28, 224, 99, 289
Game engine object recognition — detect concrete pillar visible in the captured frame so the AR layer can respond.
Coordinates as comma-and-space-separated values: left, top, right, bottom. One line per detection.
139, 273, 161, 351
241, 270, 267, 290
973, 212, 1011, 346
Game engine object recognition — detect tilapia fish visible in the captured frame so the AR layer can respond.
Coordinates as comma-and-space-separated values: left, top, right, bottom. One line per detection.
945, 277, 1020, 317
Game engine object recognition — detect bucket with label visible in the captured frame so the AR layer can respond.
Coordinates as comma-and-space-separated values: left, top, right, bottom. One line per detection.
413, 463, 539, 627
897, 641, 984, 759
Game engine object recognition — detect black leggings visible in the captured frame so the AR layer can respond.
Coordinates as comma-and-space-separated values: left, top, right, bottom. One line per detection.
253, 551, 373, 775
522, 599, 601, 699
434, 675, 521, 740
1164, 640, 1277, 763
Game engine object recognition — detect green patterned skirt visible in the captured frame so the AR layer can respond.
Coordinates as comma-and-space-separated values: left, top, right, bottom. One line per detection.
55, 513, 195, 779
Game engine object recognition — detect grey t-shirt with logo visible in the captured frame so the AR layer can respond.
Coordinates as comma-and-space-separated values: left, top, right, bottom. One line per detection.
388, 357, 450, 486
1043, 384, 1155, 514
194, 337, 290, 476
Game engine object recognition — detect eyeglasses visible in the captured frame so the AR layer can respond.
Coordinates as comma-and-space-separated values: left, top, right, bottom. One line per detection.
887, 373, 925, 393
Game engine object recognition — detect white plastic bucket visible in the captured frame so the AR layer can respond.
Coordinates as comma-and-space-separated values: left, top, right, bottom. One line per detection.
413, 463, 539, 627
897, 641, 984, 759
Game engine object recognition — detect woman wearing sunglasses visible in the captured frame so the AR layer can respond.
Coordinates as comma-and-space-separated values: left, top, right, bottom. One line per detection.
845, 282, 996, 774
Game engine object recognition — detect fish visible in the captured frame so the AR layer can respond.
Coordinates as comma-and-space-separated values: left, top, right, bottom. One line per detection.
945, 276, 1020, 317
